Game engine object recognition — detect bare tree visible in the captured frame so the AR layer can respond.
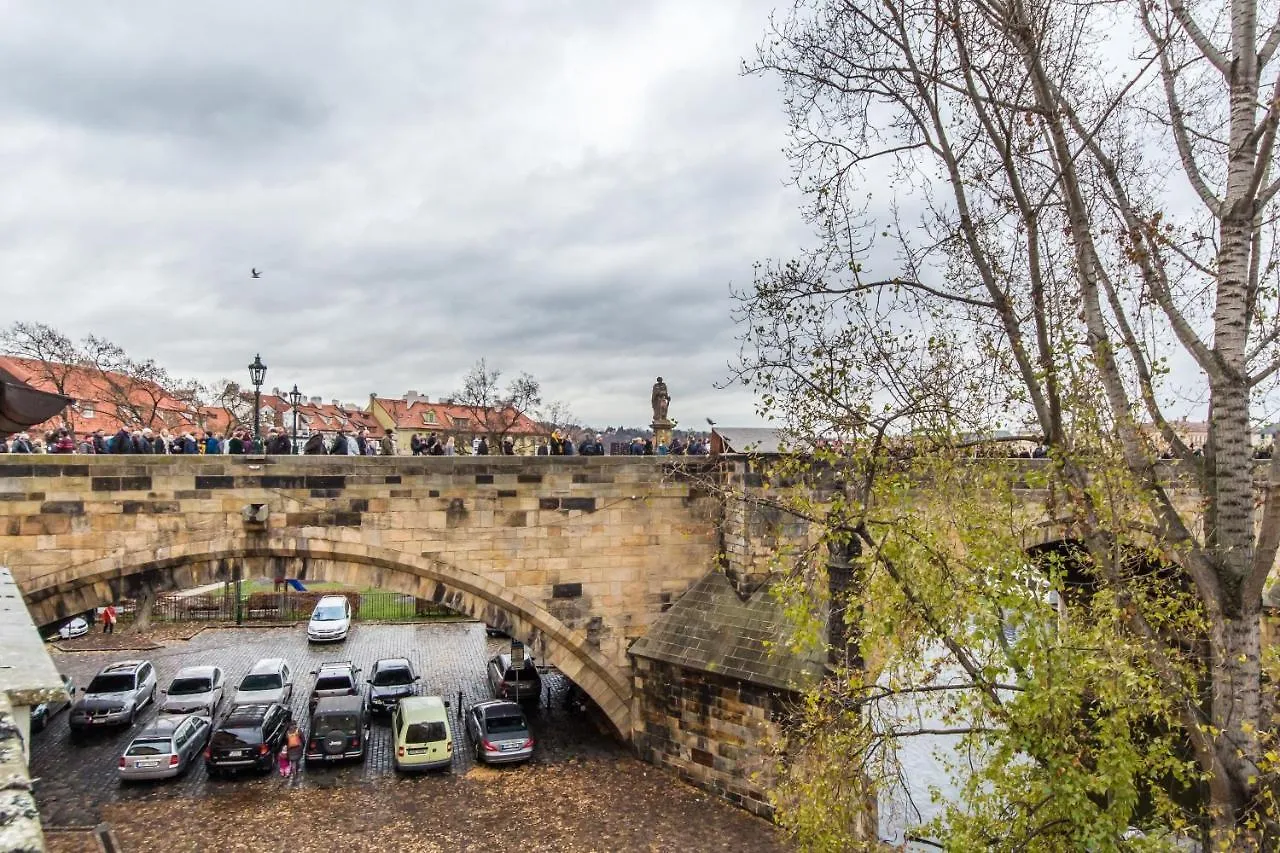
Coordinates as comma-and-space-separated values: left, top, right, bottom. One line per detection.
734, 0, 1280, 846
453, 358, 542, 446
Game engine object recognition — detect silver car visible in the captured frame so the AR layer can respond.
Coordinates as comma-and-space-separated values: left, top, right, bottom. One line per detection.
69, 660, 158, 733
465, 700, 535, 765
160, 666, 225, 717
229, 658, 293, 708
118, 714, 211, 781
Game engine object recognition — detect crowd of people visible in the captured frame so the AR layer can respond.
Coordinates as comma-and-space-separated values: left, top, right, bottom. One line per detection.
0, 425, 712, 457
0, 424, 391, 456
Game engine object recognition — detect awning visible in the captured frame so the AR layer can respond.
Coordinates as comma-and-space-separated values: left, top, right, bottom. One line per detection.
0, 365, 72, 434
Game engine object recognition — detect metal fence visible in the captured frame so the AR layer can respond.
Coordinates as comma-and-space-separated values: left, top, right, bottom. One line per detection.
143, 588, 456, 624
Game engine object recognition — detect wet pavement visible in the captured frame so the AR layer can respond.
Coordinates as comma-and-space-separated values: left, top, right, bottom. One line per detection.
31, 621, 622, 827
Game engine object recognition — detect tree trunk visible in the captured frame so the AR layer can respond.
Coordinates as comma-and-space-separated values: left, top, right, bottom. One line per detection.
1209, 609, 1266, 847
130, 588, 156, 634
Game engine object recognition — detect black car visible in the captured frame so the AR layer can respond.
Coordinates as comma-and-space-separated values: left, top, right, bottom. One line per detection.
204, 703, 291, 777
31, 673, 75, 733
366, 658, 419, 715
304, 695, 368, 766
486, 653, 542, 705
307, 661, 361, 715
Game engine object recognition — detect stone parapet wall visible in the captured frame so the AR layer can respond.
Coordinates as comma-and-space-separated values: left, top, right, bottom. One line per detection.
631, 656, 790, 818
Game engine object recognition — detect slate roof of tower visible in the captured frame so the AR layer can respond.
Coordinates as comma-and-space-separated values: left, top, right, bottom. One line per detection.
629, 570, 826, 691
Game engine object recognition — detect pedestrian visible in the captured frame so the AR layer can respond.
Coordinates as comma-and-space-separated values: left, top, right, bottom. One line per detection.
502, 437, 514, 455
9, 432, 34, 453
442, 436, 454, 456
329, 429, 351, 455
380, 432, 394, 456
303, 432, 327, 455
410, 433, 423, 456
286, 721, 303, 770
102, 602, 117, 634
277, 744, 292, 777
92, 430, 109, 454
476, 436, 490, 456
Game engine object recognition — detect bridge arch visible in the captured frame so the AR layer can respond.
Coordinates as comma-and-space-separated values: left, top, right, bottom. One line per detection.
19, 530, 633, 737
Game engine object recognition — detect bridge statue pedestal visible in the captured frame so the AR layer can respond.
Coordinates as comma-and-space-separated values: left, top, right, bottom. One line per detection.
651, 419, 674, 452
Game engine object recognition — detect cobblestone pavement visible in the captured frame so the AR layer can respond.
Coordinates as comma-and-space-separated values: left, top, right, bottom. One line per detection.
31, 622, 623, 828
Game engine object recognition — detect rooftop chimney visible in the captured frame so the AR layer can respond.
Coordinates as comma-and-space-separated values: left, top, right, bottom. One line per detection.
404, 390, 421, 405
271, 386, 280, 396
309, 396, 322, 406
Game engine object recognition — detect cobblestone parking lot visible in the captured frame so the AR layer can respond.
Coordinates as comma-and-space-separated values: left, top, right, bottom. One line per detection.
33, 622, 787, 852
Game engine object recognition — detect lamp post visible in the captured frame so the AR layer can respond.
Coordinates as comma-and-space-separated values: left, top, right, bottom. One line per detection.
248, 354, 266, 453
288, 385, 302, 454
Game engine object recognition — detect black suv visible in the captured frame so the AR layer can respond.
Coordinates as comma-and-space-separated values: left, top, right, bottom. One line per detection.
205, 702, 291, 777
366, 658, 418, 715
307, 661, 361, 715
305, 695, 368, 766
486, 653, 542, 705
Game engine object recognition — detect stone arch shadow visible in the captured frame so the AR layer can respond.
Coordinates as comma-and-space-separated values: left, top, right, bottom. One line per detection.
19, 530, 633, 738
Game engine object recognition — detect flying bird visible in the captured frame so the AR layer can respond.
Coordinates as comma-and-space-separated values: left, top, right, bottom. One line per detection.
251, 268, 262, 279
706, 418, 716, 426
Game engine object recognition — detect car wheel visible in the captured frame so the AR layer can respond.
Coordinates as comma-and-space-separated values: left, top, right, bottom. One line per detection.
149, 686, 156, 706
473, 740, 483, 763
129, 706, 137, 726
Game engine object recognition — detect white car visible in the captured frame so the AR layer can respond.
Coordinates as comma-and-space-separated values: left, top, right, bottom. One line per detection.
58, 617, 89, 639
307, 595, 352, 643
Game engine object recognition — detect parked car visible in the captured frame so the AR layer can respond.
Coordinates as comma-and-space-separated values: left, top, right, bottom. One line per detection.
304, 695, 368, 766
118, 714, 211, 781
204, 703, 291, 777
392, 695, 453, 772
159, 666, 225, 717
306, 595, 352, 643
366, 658, 418, 715
464, 699, 535, 765
307, 661, 361, 714
31, 673, 75, 732
486, 652, 542, 705
229, 658, 293, 708
57, 617, 89, 640
68, 660, 158, 734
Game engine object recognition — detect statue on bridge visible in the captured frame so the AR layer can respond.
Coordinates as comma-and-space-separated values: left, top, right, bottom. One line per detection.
651, 377, 671, 424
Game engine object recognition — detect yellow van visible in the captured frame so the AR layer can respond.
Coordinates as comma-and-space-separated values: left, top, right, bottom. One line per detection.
392, 696, 453, 772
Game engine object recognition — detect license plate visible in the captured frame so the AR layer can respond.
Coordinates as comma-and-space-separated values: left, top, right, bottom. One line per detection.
91, 718, 108, 725
408, 747, 431, 755
135, 760, 160, 768
229, 750, 246, 757
501, 743, 519, 751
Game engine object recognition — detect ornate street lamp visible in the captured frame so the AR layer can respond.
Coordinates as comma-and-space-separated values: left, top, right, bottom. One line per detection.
288, 384, 302, 454
248, 354, 266, 452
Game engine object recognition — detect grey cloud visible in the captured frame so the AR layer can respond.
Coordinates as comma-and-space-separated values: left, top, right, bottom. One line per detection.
0, 0, 803, 427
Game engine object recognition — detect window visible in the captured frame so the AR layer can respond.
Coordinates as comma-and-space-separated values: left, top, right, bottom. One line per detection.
315, 712, 360, 731
424, 411, 437, 424
485, 714, 527, 735
87, 674, 135, 693
239, 674, 282, 691
126, 739, 172, 756
315, 676, 353, 691
452, 417, 470, 430
81, 403, 95, 418
405, 721, 447, 744
168, 677, 212, 695
372, 667, 413, 687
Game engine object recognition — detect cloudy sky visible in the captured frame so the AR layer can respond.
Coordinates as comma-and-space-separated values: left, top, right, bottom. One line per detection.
0, 1, 811, 428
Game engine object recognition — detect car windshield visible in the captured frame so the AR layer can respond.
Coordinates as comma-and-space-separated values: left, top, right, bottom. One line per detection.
313, 712, 359, 731
212, 728, 257, 748
126, 738, 172, 756
168, 677, 212, 695
313, 606, 345, 621
372, 668, 413, 687
405, 721, 446, 743
87, 674, 134, 693
239, 674, 282, 691
505, 666, 539, 682
315, 676, 351, 691
486, 714, 527, 735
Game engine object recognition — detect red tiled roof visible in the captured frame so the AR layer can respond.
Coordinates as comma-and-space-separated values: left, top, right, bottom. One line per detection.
0, 355, 200, 438
372, 397, 545, 436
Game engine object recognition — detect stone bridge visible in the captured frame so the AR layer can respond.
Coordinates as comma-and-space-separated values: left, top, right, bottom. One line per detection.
0, 455, 723, 737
